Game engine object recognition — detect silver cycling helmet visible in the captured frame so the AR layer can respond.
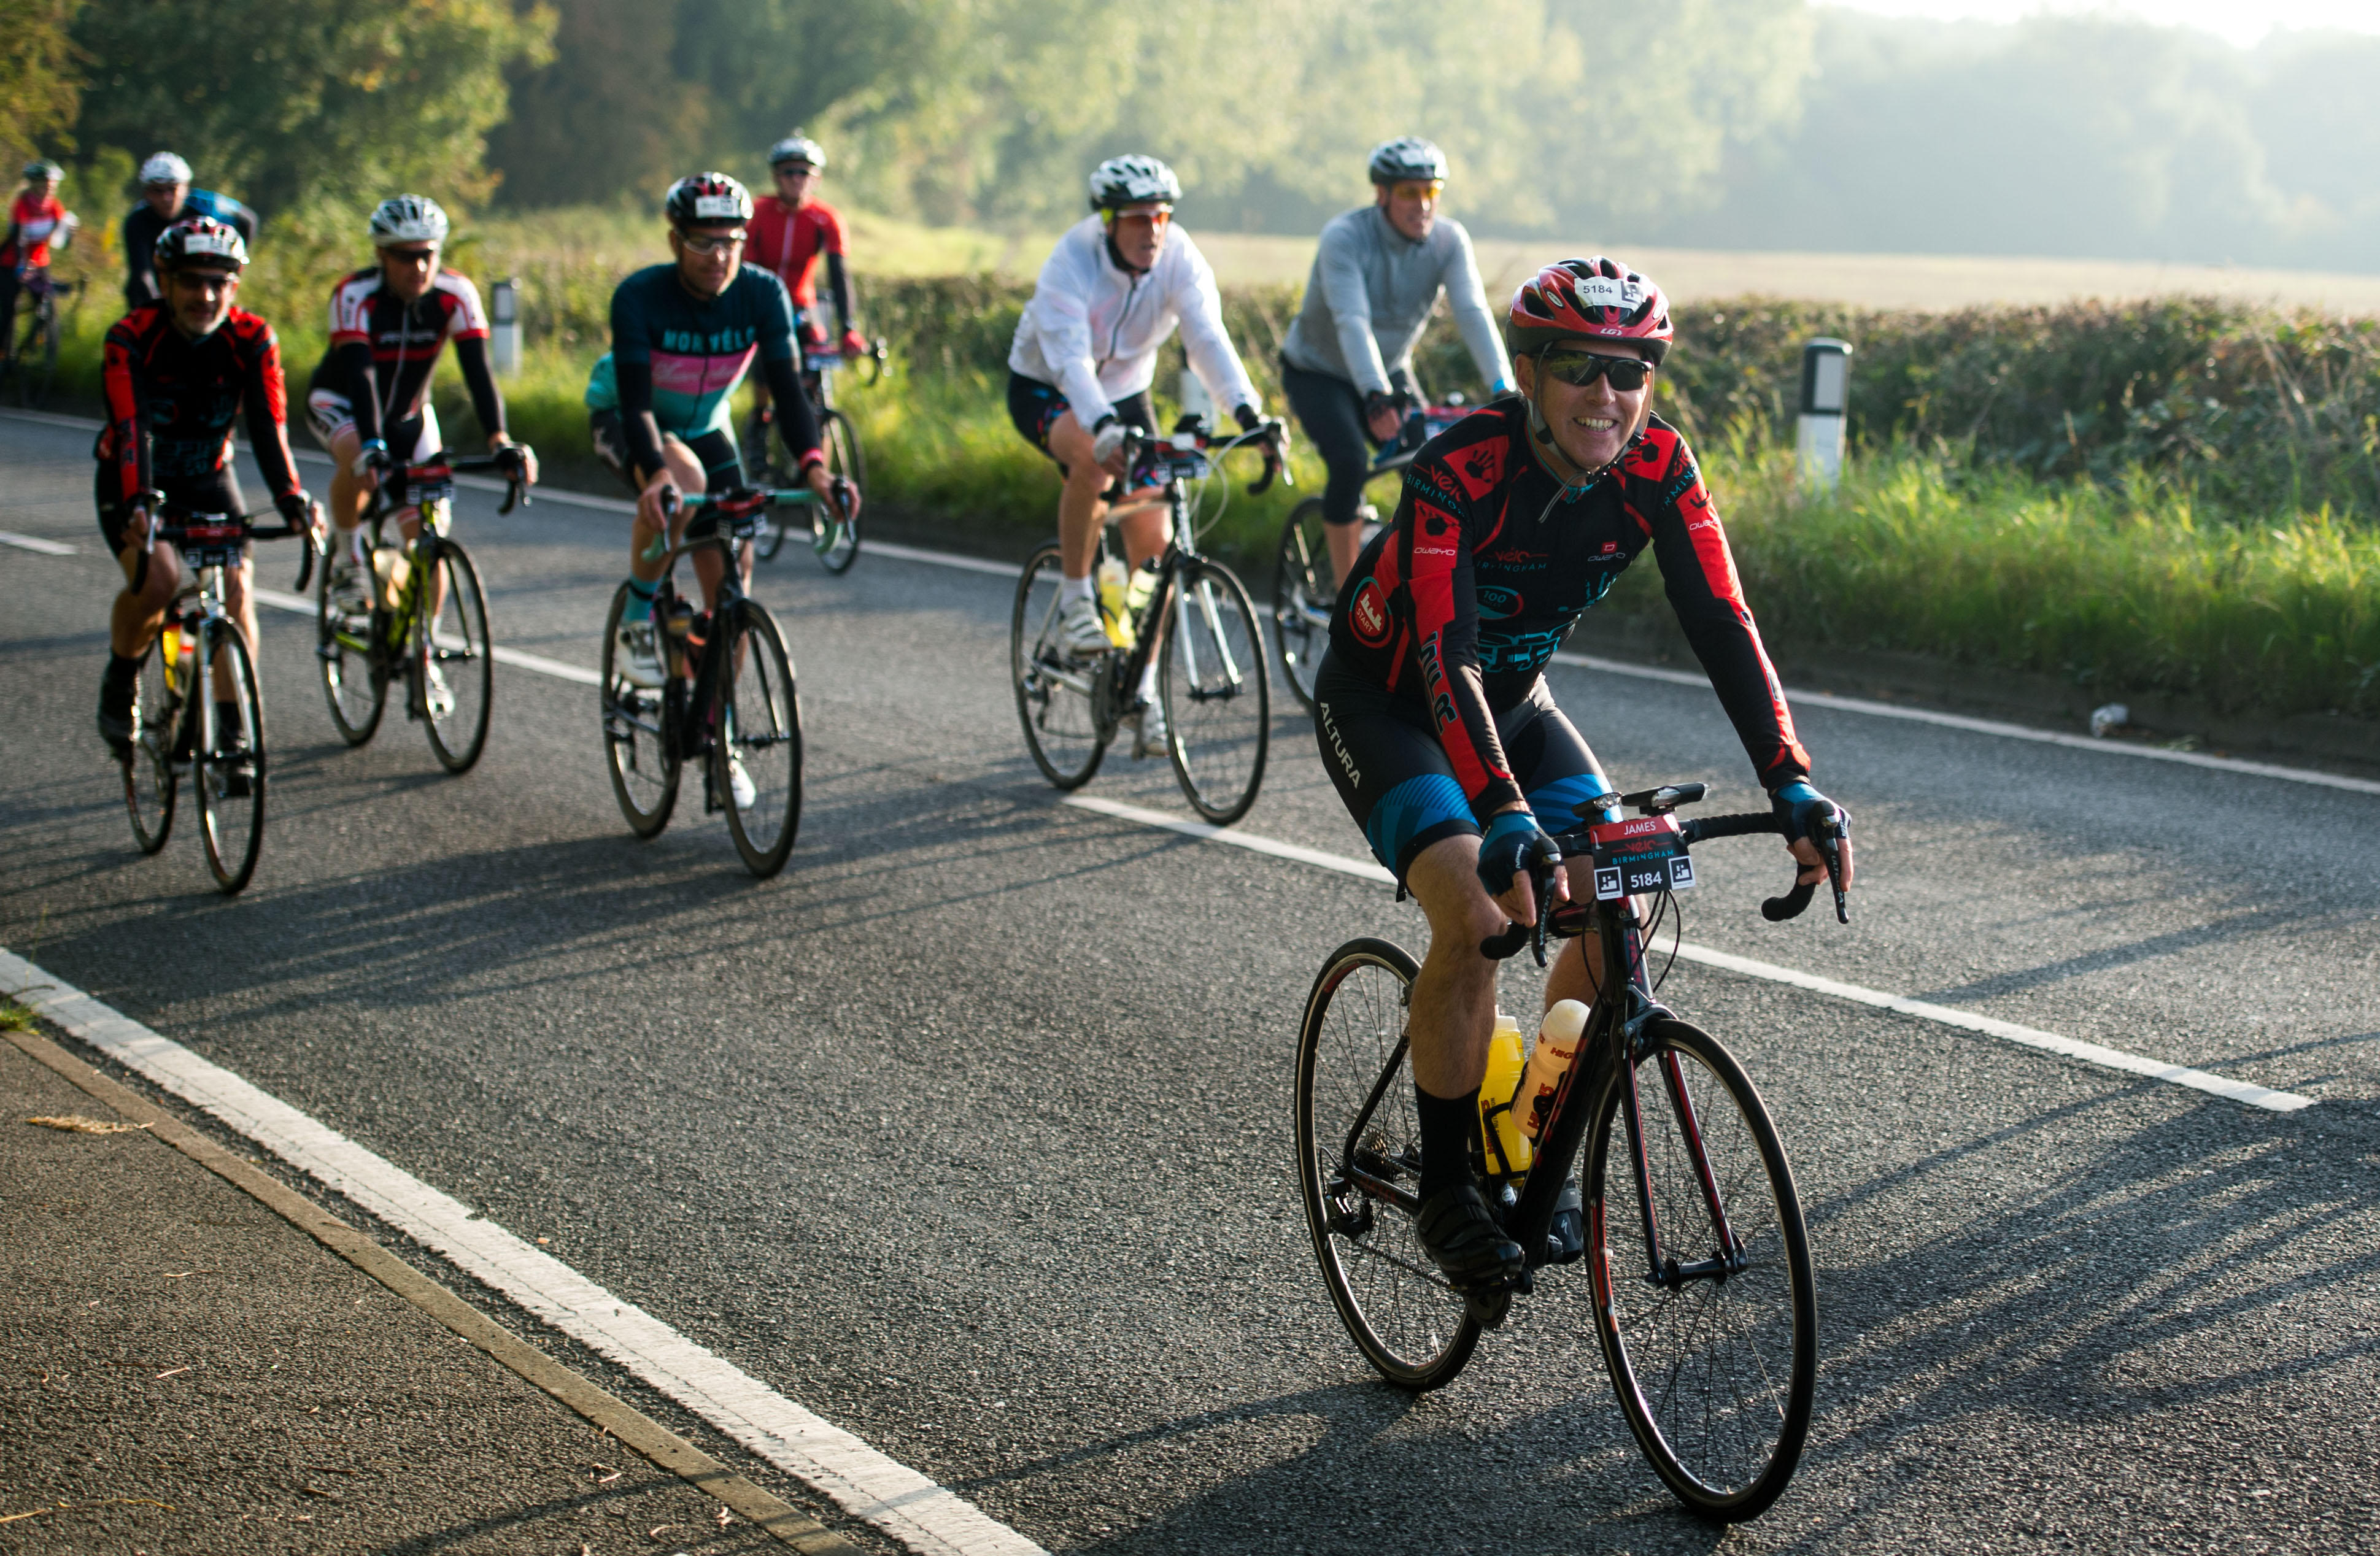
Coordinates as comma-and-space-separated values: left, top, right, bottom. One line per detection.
369, 194, 450, 248
767, 133, 825, 170
1088, 154, 1180, 212
1367, 136, 1448, 185
23, 160, 63, 182
140, 151, 193, 186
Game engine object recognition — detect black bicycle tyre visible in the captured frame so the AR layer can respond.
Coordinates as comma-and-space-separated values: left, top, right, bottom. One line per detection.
419, 539, 493, 774
195, 621, 266, 895
601, 582, 681, 838
1296, 937, 1483, 1391
1160, 557, 1270, 825
811, 409, 864, 574
715, 601, 802, 877
1271, 498, 1332, 714
749, 413, 789, 561
317, 542, 387, 746
19, 299, 58, 408
1010, 542, 1111, 790
1585, 1017, 1816, 1522
123, 645, 179, 855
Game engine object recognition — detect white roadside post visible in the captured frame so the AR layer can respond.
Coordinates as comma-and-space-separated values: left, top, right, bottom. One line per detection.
490, 278, 521, 377
1795, 337, 1852, 491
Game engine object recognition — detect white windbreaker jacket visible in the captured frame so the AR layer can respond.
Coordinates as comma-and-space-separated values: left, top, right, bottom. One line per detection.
1007, 217, 1261, 428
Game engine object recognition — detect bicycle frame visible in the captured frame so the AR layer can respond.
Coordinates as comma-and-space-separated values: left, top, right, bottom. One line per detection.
644, 487, 818, 756
146, 507, 311, 768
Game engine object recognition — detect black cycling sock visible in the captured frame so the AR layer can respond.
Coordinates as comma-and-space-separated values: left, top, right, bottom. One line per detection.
215, 702, 243, 744
103, 652, 141, 690
1415, 1080, 1480, 1201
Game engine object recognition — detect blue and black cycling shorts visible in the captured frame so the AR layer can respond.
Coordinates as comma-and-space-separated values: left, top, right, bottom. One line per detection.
1005, 372, 1154, 477
1312, 649, 1613, 884
589, 408, 741, 499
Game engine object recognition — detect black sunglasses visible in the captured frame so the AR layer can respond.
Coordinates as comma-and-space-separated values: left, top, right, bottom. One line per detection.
1540, 352, 1653, 391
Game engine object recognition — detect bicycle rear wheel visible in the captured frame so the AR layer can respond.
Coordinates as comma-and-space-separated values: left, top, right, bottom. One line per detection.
1161, 558, 1270, 824
418, 539, 493, 773
1010, 542, 1111, 790
317, 544, 386, 746
811, 409, 864, 573
195, 622, 266, 895
1585, 1017, 1815, 1521
123, 646, 179, 855
17, 300, 58, 408
1271, 498, 1332, 714
601, 582, 680, 837
716, 601, 802, 877
1296, 938, 1481, 1390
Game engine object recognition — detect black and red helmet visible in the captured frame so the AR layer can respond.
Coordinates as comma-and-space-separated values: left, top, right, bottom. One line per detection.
665, 172, 753, 228
155, 215, 249, 273
1507, 256, 1672, 364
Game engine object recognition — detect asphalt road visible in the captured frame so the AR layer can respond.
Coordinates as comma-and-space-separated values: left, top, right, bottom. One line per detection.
4, 409, 2378, 1554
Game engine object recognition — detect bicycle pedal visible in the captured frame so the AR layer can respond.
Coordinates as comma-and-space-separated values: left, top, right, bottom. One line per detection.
1464, 1285, 1514, 1330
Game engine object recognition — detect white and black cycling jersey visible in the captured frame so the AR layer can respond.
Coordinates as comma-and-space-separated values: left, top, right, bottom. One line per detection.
1281, 205, 1509, 398
1006, 217, 1260, 428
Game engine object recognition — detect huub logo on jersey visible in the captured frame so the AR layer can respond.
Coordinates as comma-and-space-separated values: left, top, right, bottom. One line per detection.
1349, 579, 1392, 647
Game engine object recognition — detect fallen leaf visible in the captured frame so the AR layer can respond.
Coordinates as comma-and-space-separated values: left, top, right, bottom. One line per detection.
162, 1270, 217, 1280
26, 1115, 149, 1135
647, 1525, 677, 1541
595, 1467, 622, 1485
153, 1366, 191, 1380
716, 1505, 733, 1528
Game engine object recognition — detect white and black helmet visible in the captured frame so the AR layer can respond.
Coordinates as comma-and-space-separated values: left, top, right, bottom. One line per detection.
1087, 154, 1180, 213
140, 151, 193, 186
369, 194, 450, 248
1367, 136, 1448, 185
767, 133, 825, 170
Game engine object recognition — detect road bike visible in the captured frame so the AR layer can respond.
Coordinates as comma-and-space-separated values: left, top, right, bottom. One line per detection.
1010, 417, 1286, 825
748, 337, 885, 571
600, 485, 819, 876
1296, 782, 1850, 1520
1272, 395, 1474, 711
120, 503, 319, 894
2, 271, 75, 409
315, 450, 528, 774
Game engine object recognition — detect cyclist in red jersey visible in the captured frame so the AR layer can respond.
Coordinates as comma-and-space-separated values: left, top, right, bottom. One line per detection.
0, 160, 75, 368
743, 133, 867, 451
1313, 257, 1855, 1290
95, 218, 317, 777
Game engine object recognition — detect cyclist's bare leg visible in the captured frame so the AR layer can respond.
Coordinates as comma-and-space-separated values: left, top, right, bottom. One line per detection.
217, 557, 262, 687
323, 424, 373, 571
1543, 922, 1605, 1012
1049, 410, 1118, 581
1326, 516, 1366, 588
110, 523, 179, 659
1402, 833, 1511, 1100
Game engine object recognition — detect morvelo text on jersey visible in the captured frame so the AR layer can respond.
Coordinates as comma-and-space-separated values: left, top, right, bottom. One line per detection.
1327, 398, 1809, 816
98, 304, 302, 504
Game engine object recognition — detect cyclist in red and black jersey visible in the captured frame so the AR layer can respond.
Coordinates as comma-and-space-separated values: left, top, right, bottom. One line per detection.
95, 218, 315, 774
1313, 256, 1855, 1289
741, 134, 867, 455
306, 195, 535, 621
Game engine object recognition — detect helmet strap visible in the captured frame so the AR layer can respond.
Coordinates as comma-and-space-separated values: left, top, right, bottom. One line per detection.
1102, 223, 1150, 277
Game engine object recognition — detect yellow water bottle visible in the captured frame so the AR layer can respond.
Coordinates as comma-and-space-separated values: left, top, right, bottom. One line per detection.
1096, 557, 1134, 649
1479, 1010, 1534, 1176
160, 623, 182, 695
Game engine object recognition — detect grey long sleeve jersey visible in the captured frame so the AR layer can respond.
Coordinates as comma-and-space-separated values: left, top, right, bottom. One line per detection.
1280, 206, 1510, 397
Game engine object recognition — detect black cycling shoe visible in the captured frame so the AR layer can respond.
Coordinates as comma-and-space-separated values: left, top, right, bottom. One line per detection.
212, 738, 255, 798
1547, 1179, 1585, 1265
1414, 1181, 1527, 1291
97, 677, 136, 757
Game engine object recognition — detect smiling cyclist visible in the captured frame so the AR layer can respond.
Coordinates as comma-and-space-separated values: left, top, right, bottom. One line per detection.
1310, 256, 1855, 1290
587, 172, 847, 695
1006, 153, 1280, 752
1281, 136, 1513, 591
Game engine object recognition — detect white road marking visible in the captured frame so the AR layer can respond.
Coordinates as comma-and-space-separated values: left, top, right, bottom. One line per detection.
247, 587, 604, 687
1062, 803, 2317, 1113
0, 947, 1049, 1556
0, 530, 75, 555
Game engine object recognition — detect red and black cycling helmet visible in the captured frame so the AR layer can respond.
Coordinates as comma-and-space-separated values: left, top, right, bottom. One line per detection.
154, 215, 249, 273
1507, 256, 1672, 366
665, 172, 753, 228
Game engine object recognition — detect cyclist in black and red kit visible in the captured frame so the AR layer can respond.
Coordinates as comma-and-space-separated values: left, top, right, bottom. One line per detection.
94, 217, 315, 779
1313, 256, 1855, 1289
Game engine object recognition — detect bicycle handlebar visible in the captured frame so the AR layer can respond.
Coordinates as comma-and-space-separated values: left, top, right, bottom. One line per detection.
142, 500, 322, 593
1119, 418, 1294, 497
364, 449, 535, 516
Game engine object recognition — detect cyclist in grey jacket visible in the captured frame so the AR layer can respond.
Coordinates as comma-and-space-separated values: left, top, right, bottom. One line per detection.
1281, 137, 1513, 585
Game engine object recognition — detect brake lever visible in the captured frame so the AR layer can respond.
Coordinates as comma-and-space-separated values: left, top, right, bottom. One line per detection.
1477, 857, 1559, 966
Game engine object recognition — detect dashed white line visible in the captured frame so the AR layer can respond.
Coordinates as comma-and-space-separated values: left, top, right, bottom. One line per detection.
247, 587, 604, 687
0, 947, 1049, 1556
0, 530, 75, 555
1062, 799, 2316, 1113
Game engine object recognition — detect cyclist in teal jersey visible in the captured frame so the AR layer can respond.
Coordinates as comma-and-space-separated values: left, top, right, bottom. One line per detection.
587, 173, 848, 687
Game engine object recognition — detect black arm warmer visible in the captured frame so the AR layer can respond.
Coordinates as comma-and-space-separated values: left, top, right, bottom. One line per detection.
760, 353, 822, 466
826, 252, 855, 337
330, 340, 384, 447
452, 334, 506, 441
613, 358, 666, 482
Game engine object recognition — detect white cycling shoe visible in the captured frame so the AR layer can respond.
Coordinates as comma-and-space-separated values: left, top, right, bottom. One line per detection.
1056, 596, 1110, 657
615, 621, 665, 689
422, 661, 455, 720
725, 752, 757, 811
1133, 699, 1169, 759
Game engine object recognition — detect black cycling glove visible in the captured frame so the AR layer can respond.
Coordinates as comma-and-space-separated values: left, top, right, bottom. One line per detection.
274, 490, 313, 526
1476, 809, 1559, 899
1769, 780, 1844, 846
1234, 401, 1261, 433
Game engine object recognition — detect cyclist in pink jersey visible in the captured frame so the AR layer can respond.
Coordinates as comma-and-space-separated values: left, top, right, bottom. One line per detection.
742, 134, 867, 453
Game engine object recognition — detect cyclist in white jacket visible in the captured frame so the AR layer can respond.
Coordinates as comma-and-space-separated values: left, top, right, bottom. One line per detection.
1008, 155, 1278, 697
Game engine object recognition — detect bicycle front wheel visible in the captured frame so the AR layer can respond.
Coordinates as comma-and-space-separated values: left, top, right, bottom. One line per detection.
1585, 1017, 1815, 1521
716, 601, 802, 877
1272, 498, 1333, 714
1160, 558, 1269, 825
1296, 938, 1481, 1391
123, 646, 179, 855
317, 545, 386, 746
1010, 542, 1111, 790
18, 301, 59, 408
601, 582, 680, 837
195, 622, 266, 895
811, 409, 864, 573
418, 539, 493, 773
